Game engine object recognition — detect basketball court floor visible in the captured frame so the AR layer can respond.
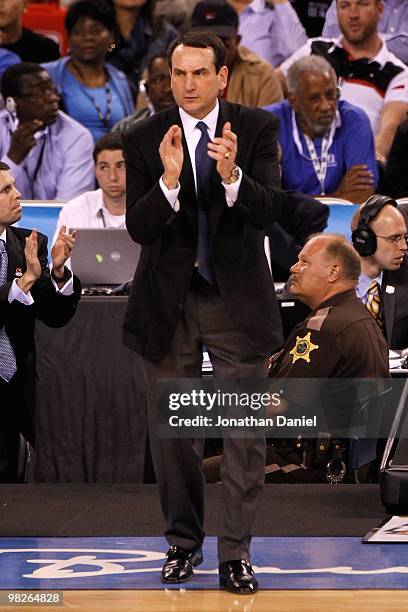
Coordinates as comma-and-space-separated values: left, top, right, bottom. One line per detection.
1, 535, 408, 611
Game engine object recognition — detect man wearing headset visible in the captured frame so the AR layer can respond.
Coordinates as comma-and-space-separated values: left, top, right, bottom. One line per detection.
352, 194, 408, 350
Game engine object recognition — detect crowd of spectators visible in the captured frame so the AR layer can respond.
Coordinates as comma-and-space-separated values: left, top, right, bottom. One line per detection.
1, 0, 408, 260
1, 0, 408, 310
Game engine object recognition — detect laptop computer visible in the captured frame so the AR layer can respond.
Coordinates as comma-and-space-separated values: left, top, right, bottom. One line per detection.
70, 228, 141, 288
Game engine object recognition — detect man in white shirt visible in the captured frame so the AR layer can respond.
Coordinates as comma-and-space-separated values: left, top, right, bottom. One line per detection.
54, 132, 126, 239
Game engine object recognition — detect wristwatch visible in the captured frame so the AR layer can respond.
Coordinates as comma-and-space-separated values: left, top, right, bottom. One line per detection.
223, 164, 240, 185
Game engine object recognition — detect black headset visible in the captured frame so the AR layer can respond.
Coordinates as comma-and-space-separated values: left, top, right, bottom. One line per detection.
351, 194, 398, 257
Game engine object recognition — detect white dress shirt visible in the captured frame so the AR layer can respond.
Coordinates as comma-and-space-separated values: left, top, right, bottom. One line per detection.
159, 100, 242, 211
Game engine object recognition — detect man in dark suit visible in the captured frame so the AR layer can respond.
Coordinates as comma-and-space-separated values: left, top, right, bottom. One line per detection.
122, 31, 286, 594
0, 160, 81, 482
352, 194, 408, 349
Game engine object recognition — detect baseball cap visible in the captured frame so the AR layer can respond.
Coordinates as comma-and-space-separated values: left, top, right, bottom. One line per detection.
191, 0, 239, 37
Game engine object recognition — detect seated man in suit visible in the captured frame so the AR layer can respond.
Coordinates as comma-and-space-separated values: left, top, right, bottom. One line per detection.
265, 55, 377, 204
351, 194, 408, 350
0, 161, 81, 482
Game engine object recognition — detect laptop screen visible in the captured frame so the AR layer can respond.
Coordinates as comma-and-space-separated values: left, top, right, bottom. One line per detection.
70, 228, 141, 286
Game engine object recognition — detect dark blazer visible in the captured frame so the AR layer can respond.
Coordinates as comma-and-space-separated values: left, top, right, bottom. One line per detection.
383, 119, 408, 199
0, 227, 81, 444
122, 99, 286, 362
266, 191, 329, 281
382, 264, 408, 351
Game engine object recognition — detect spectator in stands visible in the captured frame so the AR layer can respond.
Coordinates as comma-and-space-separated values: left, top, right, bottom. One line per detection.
323, 0, 408, 65
0, 62, 94, 200
291, 0, 331, 37
106, 0, 178, 100
351, 194, 408, 350
383, 119, 408, 199
155, 0, 199, 32
0, 0, 60, 63
43, 0, 134, 143
278, 0, 408, 164
0, 48, 20, 77
265, 56, 377, 203
54, 132, 126, 238
227, 0, 307, 67
113, 53, 174, 132
191, 0, 283, 107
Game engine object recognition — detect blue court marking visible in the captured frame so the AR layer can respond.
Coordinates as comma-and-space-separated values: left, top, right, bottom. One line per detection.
1, 536, 408, 590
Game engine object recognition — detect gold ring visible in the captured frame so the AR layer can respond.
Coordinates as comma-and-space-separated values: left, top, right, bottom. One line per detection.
224, 152, 231, 159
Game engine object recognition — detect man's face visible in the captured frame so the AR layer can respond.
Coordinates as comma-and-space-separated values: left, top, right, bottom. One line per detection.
170, 44, 228, 119
369, 205, 407, 271
14, 71, 60, 126
146, 57, 174, 112
289, 71, 337, 138
0, 0, 25, 29
0, 170, 22, 229
94, 149, 126, 200
289, 236, 335, 307
337, 0, 383, 45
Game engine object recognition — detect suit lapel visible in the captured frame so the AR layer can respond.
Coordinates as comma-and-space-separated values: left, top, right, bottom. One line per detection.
382, 275, 396, 342
6, 227, 25, 281
208, 99, 234, 236
160, 106, 197, 238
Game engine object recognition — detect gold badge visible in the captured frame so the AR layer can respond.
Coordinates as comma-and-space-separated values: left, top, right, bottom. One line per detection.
289, 332, 319, 364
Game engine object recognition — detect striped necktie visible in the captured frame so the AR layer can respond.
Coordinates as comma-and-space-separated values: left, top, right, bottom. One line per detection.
0, 239, 17, 382
366, 280, 383, 328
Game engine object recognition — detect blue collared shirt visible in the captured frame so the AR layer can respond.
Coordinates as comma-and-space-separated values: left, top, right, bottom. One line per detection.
323, 0, 408, 63
356, 272, 383, 305
264, 99, 378, 196
238, 0, 308, 67
0, 109, 94, 200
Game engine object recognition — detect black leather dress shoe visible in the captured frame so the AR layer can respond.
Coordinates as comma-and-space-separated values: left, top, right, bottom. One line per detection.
219, 560, 259, 594
161, 545, 203, 584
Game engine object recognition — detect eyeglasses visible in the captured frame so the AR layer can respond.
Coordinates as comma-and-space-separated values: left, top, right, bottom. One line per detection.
376, 233, 408, 245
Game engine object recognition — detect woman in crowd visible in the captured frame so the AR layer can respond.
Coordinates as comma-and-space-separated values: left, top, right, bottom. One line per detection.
106, 0, 178, 100
43, 0, 134, 142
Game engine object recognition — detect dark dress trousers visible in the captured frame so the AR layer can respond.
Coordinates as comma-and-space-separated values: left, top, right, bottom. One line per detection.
0, 227, 81, 481
122, 99, 286, 563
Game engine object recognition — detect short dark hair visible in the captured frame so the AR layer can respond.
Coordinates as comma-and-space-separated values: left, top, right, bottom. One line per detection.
65, 0, 115, 34
93, 131, 123, 163
167, 31, 227, 73
1, 62, 45, 99
0, 161, 10, 172
323, 234, 361, 283
147, 53, 169, 75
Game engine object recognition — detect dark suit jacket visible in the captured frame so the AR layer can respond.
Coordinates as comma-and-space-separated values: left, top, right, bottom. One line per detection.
266, 191, 329, 281
122, 99, 286, 362
383, 119, 408, 199
0, 227, 81, 444
382, 264, 408, 350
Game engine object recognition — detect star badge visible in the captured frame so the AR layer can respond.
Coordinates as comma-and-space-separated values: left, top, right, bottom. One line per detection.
289, 332, 319, 364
